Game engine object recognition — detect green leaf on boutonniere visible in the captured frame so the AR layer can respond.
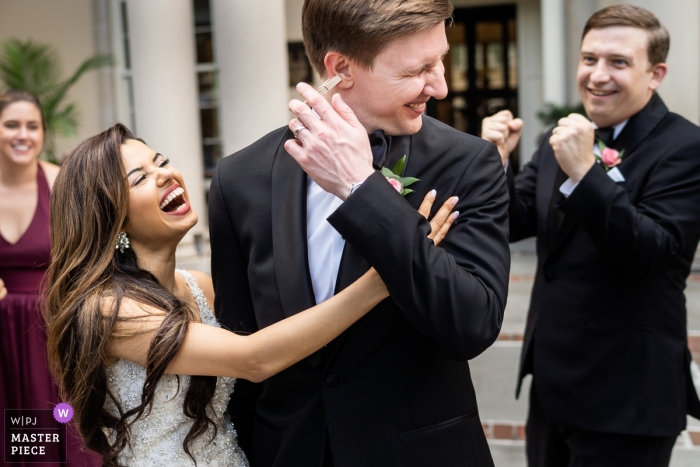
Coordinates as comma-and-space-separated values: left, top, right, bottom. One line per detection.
381, 155, 419, 196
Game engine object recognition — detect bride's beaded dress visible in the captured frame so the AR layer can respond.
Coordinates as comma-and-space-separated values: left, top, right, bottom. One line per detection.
104, 270, 249, 466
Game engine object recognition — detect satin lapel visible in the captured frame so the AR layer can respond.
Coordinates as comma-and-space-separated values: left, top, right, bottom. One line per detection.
271, 131, 316, 319
611, 93, 668, 156
324, 134, 412, 366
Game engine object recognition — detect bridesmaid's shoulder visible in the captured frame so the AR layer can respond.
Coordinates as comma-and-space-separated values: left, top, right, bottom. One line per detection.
39, 160, 60, 189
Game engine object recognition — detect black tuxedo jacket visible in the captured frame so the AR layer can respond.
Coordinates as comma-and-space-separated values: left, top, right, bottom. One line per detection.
209, 116, 510, 467
510, 93, 700, 437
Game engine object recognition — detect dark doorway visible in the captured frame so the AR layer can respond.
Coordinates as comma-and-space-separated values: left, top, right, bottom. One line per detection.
428, 5, 518, 142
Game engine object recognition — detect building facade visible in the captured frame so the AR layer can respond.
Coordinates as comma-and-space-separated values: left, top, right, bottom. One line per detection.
1, 0, 698, 253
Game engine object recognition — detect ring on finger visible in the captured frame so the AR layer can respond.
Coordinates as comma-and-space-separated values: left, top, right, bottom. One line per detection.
552, 127, 559, 135
294, 125, 307, 139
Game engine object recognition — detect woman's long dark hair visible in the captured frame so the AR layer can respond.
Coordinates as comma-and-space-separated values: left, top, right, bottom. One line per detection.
43, 124, 217, 466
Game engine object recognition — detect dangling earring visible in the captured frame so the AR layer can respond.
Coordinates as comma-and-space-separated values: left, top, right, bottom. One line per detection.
116, 232, 130, 253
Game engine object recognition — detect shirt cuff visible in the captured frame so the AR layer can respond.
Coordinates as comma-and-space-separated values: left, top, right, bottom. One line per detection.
559, 178, 579, 198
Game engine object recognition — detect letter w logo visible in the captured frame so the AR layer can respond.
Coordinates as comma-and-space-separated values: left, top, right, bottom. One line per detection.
58, 409, 69, 418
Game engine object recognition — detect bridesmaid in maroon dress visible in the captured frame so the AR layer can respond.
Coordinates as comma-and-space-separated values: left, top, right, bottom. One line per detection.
0, 90, 99, 466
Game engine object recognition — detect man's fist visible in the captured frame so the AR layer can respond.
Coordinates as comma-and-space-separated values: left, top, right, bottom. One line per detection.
549, 114, 596, 183
481, 110, 523, 166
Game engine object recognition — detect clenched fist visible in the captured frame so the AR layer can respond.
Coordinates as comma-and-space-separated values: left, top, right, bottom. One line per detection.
549, 114, 596, 183
481, 110, 523, 166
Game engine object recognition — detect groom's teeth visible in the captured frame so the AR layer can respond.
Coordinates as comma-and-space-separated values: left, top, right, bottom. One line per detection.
590, 90, 615, 96
160, 187, 185, 209
406, 103, 425, 109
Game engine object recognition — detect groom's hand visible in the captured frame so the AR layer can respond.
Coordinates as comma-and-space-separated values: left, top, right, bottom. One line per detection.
285, 82, 374, 200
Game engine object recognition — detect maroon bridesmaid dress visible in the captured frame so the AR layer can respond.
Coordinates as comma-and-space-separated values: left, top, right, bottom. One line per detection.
0, 164, 100, 466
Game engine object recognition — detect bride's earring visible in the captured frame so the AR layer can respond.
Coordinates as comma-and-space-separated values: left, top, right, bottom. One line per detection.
116, 232, 130, 253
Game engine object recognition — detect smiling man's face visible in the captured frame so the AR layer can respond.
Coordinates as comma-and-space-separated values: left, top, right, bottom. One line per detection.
577, 26, 665, 128
341, 22, 449, 136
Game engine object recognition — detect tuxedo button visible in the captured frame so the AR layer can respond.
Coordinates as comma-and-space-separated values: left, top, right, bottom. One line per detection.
325, 374, 340, 387
545, 270, 556, 282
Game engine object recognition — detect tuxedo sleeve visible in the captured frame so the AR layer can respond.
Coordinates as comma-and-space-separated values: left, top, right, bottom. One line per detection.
557, 140, 700, 278
328, 143, 510, 361
508, 136, 547, 242
208, 163, 260, 453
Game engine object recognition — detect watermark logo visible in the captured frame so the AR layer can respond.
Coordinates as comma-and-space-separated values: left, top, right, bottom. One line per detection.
4, 408, 67, 463
53, 403, 74, 424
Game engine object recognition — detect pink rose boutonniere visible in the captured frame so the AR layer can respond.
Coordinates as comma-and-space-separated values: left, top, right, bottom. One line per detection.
381, 155, 419, 197
596, 141, 625, 171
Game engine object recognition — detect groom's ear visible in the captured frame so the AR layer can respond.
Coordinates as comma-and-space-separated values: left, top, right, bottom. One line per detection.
323, 52, 354, 89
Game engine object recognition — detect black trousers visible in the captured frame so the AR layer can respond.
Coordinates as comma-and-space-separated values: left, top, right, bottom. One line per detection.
526, 382, 677, 467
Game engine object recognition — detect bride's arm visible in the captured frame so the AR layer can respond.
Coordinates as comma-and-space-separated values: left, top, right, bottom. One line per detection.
106, 191, 458, 382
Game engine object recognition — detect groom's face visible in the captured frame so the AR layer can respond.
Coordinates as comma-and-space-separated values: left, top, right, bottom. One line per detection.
341, 22, 449, 136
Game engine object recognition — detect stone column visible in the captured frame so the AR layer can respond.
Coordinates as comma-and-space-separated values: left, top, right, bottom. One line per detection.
211, 0, 289, 156
541, 0, 568, 106
125, 0, 207, 251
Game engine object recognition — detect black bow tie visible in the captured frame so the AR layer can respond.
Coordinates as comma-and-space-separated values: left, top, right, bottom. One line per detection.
595, 127, 615, 147
369, 130, 391, 170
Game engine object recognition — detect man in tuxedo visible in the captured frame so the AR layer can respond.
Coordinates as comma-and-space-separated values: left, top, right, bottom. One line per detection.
481, 5, 700, 466
209, 1, 510, 466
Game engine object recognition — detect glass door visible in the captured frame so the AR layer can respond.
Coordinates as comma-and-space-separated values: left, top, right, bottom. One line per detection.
428, 5, 517, 144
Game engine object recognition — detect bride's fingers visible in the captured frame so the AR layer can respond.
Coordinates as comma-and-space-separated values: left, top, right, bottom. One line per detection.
427, 196, 459, 239
0, 278, 6, 301
430, 211, 458, 246
417, 189, 437, 219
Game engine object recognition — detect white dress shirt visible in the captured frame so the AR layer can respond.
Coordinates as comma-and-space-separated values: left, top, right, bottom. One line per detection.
306, 177, 345, 305
560, 119, 629, 197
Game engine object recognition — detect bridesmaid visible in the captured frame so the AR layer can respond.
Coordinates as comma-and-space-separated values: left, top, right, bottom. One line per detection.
0, 90, 98, 466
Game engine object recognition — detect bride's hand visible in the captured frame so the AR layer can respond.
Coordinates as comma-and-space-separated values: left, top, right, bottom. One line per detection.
417, 191, 459, 246
0, 278, 6, 301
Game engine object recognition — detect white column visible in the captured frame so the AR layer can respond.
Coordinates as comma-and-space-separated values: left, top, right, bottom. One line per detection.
541, 0, 568, 105
125, 0, 207, 248
211, 0, 289, 156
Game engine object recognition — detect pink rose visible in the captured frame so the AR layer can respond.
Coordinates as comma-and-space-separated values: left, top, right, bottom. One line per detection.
601, 147, 621, 168
386, 177, 403, 193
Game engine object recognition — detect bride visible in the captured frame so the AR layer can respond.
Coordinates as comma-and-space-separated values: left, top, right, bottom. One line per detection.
43, 123, 456, 466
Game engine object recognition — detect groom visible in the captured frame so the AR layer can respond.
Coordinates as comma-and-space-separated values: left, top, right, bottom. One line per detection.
209, 1, 509, 466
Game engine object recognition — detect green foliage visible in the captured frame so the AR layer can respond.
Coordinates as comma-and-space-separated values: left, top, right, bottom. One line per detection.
0, 38, 111, 162
536, 102, 587, 127
381, 155, 419, 197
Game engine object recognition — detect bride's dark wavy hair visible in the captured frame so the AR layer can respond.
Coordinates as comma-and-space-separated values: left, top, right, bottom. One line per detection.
43, 124, 217, 466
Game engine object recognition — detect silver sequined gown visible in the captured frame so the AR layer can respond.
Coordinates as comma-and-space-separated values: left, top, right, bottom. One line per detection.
104, 270, 249, 467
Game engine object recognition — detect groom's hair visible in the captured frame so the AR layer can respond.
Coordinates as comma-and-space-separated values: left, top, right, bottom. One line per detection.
302, 0, 454, 76
583, 5, 669, 66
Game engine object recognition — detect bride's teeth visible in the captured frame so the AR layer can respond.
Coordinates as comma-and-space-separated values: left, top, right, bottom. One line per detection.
160, 187, 184, 209
13, 145, 29, 151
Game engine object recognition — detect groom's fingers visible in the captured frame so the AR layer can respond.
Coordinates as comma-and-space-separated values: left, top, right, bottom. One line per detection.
331, 93, 364, 131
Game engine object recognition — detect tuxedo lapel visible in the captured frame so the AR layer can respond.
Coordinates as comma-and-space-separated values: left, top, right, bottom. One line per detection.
324, 134, 412, 365
611, 93, 667, 156
271, 131, 316, 319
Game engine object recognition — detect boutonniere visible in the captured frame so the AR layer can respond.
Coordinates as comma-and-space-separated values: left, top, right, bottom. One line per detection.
381, 155, 419, 196
596, 140, 625, 171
